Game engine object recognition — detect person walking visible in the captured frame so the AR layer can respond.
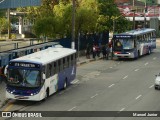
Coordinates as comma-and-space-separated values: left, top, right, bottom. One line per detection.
106, 44, 110, 60
0, 65, 7, 83
102, 45, 106, 59
92, 44, 96, 59
95, 44, 100, 58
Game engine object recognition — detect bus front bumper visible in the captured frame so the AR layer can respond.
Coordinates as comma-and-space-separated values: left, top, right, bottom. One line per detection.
6, 90, 45, 101
114, 52, 135, 58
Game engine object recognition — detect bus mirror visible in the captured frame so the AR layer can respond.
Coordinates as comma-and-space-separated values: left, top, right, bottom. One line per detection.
43, 73, 46, 79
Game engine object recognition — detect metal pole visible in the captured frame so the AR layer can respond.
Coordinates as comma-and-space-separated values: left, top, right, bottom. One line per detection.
7, 8, 11, 39
71, 0, 75, 49
144, 1, 146, 28
132, 0, 135, 30
133, 11, 135, 29
77, 32, 80, 61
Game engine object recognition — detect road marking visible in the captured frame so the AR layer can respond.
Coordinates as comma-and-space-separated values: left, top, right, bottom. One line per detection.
153, 57, 157, 60
134, 69, 139, 72
110, 67, 113, 68
119, 108, 125, 112
145, 62, 149, 66
72, 80, 79, 84
117, 62, 120, 64
149, 85, 154, 88
68, 106, 77, 111
123, 75, 128, 79
136, 95, 142, 100
108, 84, 115, 88
3, 103, 14, 111
90, 94, 98, 99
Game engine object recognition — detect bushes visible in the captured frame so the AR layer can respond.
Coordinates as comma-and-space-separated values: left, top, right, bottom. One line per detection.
23, 31, 37, 38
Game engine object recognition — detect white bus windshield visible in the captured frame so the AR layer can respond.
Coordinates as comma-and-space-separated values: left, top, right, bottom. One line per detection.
8, 68, 41, 87
114, 39, 134, 50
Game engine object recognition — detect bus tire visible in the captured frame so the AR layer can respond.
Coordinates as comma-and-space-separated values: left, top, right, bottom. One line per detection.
44, 88, 49, 101
138, 51, 140, 58
63, 78, 68, 90
148, 48, 151, 55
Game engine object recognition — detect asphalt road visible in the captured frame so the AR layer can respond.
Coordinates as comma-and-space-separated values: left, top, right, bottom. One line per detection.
1, 43, 160, 120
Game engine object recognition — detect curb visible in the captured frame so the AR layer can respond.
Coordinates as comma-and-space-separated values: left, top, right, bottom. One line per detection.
77, 57, 102, 66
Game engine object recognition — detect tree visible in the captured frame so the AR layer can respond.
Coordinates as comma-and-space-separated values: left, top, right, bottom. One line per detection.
0, 18, 8, 36
76, 0, 98, 34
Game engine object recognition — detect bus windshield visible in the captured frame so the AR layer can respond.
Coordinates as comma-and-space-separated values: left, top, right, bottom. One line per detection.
7, 68, 41, 87
114, 39, 134, 50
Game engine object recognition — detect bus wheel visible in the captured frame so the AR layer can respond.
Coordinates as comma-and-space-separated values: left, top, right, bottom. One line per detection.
148, 48, 151, 55
44, 89, 49, 100
138, 51, 140, 58
63, 79, 68, 90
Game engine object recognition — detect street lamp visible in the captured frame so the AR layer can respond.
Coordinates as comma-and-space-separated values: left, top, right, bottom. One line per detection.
71, 0, 75, 49
144, 0, 147, 28
7, 8, 11, 39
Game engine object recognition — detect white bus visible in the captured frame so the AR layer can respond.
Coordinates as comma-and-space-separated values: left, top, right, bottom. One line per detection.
6, 47, 77, 101
112, 28, 156, 59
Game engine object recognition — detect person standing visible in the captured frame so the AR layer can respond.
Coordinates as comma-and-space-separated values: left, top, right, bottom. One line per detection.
102, 45, 106, 59
106, 44, 110, 60
92, 44, 96, 59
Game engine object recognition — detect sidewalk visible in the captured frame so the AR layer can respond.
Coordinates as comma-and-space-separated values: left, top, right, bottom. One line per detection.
0, 55, 102, 109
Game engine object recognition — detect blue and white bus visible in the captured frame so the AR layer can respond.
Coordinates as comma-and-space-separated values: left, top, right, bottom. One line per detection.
112, 28, 156, 59
6, 47, 77, 101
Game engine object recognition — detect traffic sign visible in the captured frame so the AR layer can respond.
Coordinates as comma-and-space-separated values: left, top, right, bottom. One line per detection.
0, 0, 42, 9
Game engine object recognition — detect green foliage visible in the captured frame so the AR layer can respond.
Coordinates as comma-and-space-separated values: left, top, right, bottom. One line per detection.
0, 18, 8, 34
76, 0, 98, 34
18, 0, 131, 38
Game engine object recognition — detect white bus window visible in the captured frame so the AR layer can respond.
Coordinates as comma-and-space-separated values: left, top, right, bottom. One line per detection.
46, 64, 52, 78
54, 62, 57, 74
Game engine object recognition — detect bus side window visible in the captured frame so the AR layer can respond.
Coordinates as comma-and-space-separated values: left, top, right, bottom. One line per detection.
67, 56, 70, 67
58, 60, 61, 72
46, 64, 52, 78
63, 58, 66, 69
74, 53, 76, 64
71, 54, 74, 65
54, 61, 57, 74
60, 59, 63, 70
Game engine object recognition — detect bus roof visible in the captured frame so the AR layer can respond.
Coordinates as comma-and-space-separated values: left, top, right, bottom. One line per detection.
113, 28, 155, 38
10, 47, 76, 65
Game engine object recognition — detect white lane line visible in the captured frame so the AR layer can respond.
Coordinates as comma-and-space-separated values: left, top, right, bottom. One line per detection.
118, 62, 120, 64
90, 94, 98, 99
149, 85, 154, 88
134, 69, 139, 72
110, 67, 113, 68
123, 75, 128, 79
72, 80, 79, 84
119, 108, 125, 112
136, 95, 142, 100
153, 57, 157, 60
108, 84, 115, 88
68, 106, 77, 111
145, 62, 149, 66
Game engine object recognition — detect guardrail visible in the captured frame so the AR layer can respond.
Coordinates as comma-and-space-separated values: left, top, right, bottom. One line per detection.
0, 38, 47, 53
